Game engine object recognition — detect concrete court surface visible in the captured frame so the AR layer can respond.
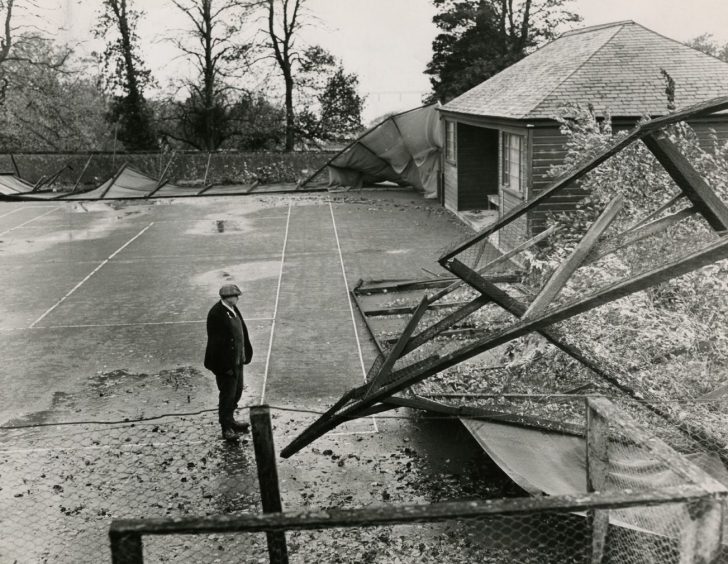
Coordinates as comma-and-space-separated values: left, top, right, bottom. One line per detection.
0, 190, 471, 422
0, 191, 515, 563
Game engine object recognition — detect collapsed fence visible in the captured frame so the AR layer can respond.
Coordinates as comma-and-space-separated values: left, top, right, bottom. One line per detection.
0, 151, 334, 189
4, 95, 728, 562
2, 398, 728, 563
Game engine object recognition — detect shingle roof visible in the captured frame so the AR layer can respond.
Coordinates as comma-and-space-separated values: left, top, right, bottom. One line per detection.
442, 21, 728, 120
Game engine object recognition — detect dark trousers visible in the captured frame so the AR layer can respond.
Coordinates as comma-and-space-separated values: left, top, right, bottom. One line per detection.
214, 365, 243, 431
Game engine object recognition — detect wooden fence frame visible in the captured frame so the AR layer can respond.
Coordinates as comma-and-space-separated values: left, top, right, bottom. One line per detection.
280, 95, 728, 460
109, 398, 726, 564
109, 486, 723, 564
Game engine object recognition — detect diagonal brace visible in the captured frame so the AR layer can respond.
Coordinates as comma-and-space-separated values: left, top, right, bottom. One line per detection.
642, 132, 728, 231
522, 196, 623, 320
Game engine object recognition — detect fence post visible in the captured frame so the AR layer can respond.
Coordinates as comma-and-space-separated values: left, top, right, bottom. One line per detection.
250, 404, 289, 564
679, 496, 724, 563
109, 530, 143, 564
586, 400, 609, 564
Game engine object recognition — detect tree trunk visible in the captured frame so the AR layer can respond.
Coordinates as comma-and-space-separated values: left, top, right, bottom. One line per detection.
284, 73, 294, 151
202, 0, 215, 151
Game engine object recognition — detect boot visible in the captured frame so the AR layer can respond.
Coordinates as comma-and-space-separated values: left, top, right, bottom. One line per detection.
232, 420, 250, 433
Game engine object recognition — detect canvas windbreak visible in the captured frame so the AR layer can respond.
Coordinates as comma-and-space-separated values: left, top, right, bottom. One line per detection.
0, 174, 36, 196
304, 104, 443, 197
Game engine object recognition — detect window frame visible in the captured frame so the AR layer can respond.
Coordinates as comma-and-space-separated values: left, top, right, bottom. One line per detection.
445, 121, 457, 165
500, 131, 525, 195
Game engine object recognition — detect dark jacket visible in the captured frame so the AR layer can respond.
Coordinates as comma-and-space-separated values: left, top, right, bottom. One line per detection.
204, 301, 253, 374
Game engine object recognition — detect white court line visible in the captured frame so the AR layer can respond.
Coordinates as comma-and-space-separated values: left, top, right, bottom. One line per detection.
29, 222, 155, 328
329, 202, 378, 433
259, 203, 292, 405
0, 206, 59, 237
0, 207, 27, 219
28, 316, 275, 330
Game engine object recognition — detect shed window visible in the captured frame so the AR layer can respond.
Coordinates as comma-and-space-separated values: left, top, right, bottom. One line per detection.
445, 121, 457, 163
501, 132, 524, 193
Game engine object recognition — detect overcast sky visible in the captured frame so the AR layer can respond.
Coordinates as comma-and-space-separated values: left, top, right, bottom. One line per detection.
48, 0, 728, 123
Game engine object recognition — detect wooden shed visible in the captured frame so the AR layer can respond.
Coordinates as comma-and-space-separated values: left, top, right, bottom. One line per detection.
438, 21, 728, 250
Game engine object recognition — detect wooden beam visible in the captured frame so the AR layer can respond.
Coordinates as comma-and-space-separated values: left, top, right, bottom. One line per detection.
401, 294, 492, 355
9, 153, 20, 177
109, 484, 716, 536
250, 405, 289, 564
449, 233, 728, 339
71, 155, 94, 194
280, 356, 438, 458
156, 151, 176, 190
100, 163, 128, 199
439, 95, 728, 264
584, 206, 696, 265
381, 327, 490, 346
244, 180, 261, 194
365, 297, 430, 395
428, 226, 555, 305
202, 152, 212, 187
586, 401, 610, 564
522, 196, 623, 320
642, 132, 728, 231
449, 262, 728, 463
385, 395, 584, 436
354, 275, 519, 295
197, 179, 215, 195
282, 236, 728, 458
421, 391, 590, 400
623, 192, 684, 233
383, 238, 728, 418
109, 530, 143, 564
363, 301, 470, 317
476, 224, 558, 273
351, 290, 385, 353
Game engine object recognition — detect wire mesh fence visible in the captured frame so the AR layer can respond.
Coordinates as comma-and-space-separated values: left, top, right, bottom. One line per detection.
2, 395, 727, 562
103, 397, 726, 564
0, 412, 264, 563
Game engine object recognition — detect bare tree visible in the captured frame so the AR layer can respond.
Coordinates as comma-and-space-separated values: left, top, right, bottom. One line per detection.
166, 0, 254, 150
0, 0, 72, 104
96, 0, 157, 150
264, 0, 304, 151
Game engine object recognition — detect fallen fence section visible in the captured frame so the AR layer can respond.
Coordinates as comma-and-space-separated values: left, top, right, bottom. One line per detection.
281, 94, 728, 459
109, 398, 727, 564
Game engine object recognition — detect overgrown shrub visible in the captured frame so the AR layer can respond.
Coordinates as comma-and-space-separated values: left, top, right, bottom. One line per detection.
515, 104, 728, 435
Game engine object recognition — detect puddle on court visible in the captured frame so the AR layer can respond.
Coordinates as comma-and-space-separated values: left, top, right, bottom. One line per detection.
193, 261, 281, 290
0, 212, 130, 255
184, 217, 259, 235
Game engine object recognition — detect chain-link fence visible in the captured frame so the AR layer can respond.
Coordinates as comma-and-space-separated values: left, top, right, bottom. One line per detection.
2, 394, 726, 563
99, 397, 726, 564
0, 412, 267, 563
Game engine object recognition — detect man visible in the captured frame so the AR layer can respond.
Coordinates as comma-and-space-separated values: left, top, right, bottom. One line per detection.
204, 284, 253, 440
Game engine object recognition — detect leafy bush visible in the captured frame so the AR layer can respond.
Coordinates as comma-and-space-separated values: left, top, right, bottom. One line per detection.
514, 104, 728, 439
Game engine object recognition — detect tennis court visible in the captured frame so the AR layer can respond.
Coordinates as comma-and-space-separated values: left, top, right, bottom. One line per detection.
0, 191, 487, 563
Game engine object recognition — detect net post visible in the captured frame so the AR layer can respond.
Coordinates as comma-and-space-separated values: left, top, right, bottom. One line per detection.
109, 529, 143, 564
586, 399, 609, 564
679, 496, 724, 563
250, 405, 289, 564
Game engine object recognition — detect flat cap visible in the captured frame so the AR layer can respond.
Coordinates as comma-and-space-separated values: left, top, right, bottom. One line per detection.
219, 284, 242, 297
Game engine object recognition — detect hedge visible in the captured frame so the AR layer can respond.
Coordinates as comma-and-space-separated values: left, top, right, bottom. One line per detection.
0, 151, 336, 187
